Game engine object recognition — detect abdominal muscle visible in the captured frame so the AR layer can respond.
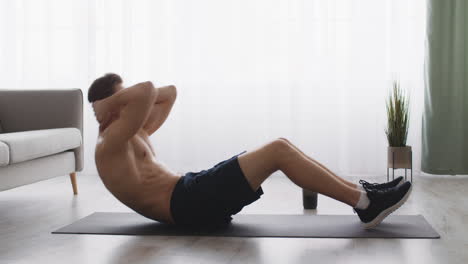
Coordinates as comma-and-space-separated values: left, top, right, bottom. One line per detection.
95, 132, 181, 224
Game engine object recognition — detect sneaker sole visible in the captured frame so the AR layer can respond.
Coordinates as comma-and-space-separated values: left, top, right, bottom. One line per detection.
362, 184, 413, 229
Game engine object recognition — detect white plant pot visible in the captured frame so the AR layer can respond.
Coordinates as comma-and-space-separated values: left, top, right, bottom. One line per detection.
388, 146, 412, 169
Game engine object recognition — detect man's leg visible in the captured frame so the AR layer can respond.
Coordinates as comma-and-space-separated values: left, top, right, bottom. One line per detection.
277, 137, 358, 189
237, 138, 361, 207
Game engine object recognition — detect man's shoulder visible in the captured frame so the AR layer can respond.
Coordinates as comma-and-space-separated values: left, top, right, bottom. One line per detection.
96, 133, 127, 154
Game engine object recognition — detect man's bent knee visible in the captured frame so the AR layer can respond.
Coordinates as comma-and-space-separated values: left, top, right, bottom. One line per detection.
278, 137, 292, 145
268, 138, 291, 151
266, 138, 295, 166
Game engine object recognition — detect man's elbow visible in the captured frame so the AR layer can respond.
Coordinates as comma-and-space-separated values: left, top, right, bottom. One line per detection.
143, 81, 156, 92
139, 81, 157, 100
169, 85, 177, 100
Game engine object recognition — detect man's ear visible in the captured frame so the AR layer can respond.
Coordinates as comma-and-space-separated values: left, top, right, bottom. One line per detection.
92, 103, 100, 122
92, 101, 106, 123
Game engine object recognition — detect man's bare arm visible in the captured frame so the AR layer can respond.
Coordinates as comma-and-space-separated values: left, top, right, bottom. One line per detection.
143, 85, 177, 135
96, 82, 158, 147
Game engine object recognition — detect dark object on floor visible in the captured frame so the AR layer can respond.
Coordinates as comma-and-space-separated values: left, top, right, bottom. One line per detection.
53, 212, 440, 239
302, 189, 317, 209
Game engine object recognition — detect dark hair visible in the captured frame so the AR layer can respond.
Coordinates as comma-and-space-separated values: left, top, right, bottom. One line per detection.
88, 73, 122, 103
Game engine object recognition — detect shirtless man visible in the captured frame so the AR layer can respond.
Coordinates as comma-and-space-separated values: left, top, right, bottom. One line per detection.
89, 73, 412, 229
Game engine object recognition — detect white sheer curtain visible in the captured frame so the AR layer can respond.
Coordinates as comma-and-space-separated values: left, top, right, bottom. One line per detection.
0, 0, 426, 177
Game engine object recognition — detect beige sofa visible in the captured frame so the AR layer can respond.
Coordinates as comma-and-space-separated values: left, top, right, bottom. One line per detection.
0, 89, 83, 194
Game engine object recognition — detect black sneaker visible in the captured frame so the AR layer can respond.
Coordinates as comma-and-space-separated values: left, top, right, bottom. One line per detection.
354, 181, 412, 229
359, 176, 404, 191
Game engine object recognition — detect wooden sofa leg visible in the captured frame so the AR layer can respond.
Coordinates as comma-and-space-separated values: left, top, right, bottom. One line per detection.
70, 172, 78, 195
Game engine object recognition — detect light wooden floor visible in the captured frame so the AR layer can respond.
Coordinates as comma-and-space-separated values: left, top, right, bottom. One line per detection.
1, 173, 467, 264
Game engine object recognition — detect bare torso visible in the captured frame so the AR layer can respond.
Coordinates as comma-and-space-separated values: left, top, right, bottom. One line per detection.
95, 129, 181, 223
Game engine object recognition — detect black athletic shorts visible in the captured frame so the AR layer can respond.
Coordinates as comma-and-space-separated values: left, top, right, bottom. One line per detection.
170, 151, 264, 228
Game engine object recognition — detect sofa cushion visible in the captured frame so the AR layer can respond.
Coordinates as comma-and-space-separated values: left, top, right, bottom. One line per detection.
0, 141, 8, 166
0, 128, 81, 165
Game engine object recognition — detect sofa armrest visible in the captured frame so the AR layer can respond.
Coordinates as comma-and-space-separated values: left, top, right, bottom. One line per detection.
0, 89, 84, 171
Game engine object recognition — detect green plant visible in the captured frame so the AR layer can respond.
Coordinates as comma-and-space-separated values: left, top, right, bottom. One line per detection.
385, 81, 409, 147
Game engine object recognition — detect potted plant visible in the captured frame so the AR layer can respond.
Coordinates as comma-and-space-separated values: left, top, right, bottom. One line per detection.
386, 81, 412, 181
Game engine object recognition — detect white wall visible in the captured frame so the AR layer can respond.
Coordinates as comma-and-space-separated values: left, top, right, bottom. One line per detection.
0, 0, 426, 177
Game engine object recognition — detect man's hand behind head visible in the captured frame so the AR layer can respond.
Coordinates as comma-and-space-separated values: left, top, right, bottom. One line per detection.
92, 97, 121, 129
92, 80, 155, 123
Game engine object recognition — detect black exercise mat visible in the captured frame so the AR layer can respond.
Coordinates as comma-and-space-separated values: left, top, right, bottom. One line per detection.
52, 212, 440, 239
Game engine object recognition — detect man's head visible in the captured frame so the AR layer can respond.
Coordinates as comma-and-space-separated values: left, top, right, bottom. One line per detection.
88, 73, 124, 103
89, 73, 124, 129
